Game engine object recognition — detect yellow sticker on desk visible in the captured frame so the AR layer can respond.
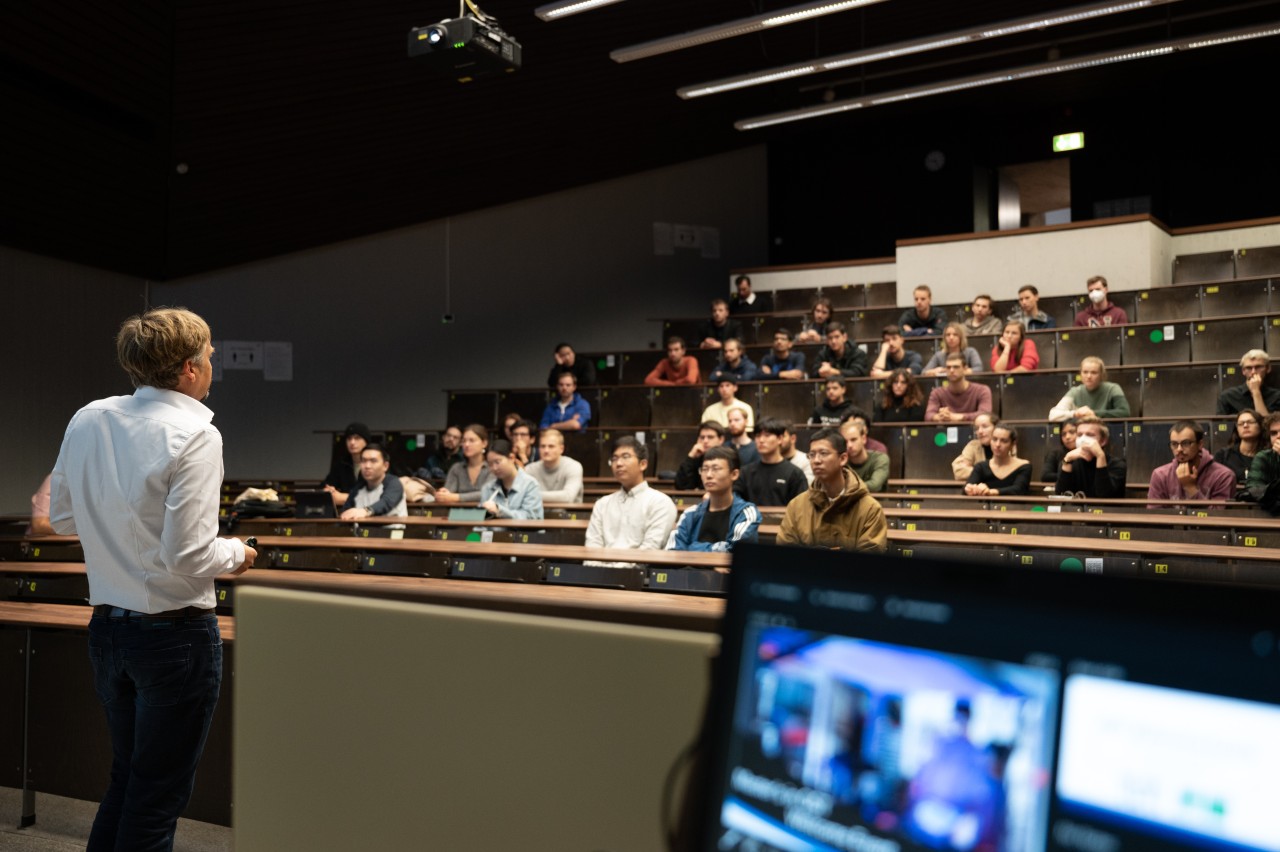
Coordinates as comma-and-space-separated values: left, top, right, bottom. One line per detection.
906, 523, 917, 531
1119, 531, 1131, 540
1007, 377, 1014, 385
1244, 536, 1258, 547
552, 566, 561, 577
1127, 329, 1135, 336
1061, 333, 1070, 340
655, 572, 668, 583
1197, 324, 1206, 332
1021, 555, 1033, 564
1140, 292, 1149, 300
368, 557, 375, 567
27, 581, 37, 592
1207, 285, 1219, 294
360, 529, 369, 537
1148, 371, 1156, 378
457, 562, 466, 572
1133, 425, 1142, 433
1009, 527, 1017, 535
281, 553, 289, 563
1154, 563, 1168, 574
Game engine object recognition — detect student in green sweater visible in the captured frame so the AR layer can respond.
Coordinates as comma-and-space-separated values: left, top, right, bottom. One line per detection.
1048, 356, 1131, 421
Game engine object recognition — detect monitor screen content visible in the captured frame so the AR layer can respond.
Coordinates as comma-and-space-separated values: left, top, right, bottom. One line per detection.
699, 544, 1280, 852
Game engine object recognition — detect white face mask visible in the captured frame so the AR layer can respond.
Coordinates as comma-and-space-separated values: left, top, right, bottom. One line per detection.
1088, 289, 1105, 304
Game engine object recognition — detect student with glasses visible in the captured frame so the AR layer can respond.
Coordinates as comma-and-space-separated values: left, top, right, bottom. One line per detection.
584, 436, 677, 566
667, 446, 760, 553
1147, 420, 1235, 505
1217, 349, 1280, 416
1213, 409, 1262, 494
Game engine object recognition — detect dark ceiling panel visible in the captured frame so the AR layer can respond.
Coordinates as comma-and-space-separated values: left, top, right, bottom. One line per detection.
3, 0, 1278, 277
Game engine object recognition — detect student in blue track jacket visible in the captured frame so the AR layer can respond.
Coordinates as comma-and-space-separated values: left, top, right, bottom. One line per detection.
668, 445, 761, 552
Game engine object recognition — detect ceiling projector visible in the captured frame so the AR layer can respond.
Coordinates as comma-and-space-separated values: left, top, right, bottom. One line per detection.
407, 16, 522, 82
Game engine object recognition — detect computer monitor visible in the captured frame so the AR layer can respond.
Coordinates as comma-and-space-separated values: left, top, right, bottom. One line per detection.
699, 543, 1280, 852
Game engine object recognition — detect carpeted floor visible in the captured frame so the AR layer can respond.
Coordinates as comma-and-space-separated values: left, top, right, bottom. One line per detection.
0, 787, 231, 851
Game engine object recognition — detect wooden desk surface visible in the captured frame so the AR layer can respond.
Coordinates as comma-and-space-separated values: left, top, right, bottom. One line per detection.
238, 569, 725, 632
0, 600, 236, 639
253, 535, 730, 568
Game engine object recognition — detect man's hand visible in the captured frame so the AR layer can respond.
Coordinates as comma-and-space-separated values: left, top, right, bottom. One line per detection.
760, 364, 773, 375
1074, 405, 1096, 418
230, 541, 257, 576
1176, 461, 1200, 495
554, 350, 568, 366
687, 443, 706, 459
818, 362, 836, 377
339, 506, 372, 520
481, 500, 499, 515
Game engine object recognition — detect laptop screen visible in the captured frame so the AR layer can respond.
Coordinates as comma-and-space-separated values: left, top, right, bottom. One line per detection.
699, 543, 1280, 852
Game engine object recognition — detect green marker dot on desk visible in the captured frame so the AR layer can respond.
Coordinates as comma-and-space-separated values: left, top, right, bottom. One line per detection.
1149, 329, 1164, 343
465, 532, 482, 542
934, 433, 948, 447
1060, 557, 1084, 572
405, 438, 418, 452
1031, 505, 1047, 512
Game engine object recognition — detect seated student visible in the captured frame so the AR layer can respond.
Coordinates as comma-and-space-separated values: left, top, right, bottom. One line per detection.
964, 294, 1005, 336
1214, 409, 1262, 494
668, 446, 761, 552
540, 372, 591, 432
1007, 285, 1056, 331
726, 408, 761, 468
776, 427, 888, 552
510, 419, 538, 467
700, 378, 754, 430
729, 275, 773, 315
697, 298, 744, 350
1048, 357, 1130, 421
869, 325, 923, 378
810, 377, 858, 426
420, 425, 463, 479
644, 336, 700, 386
1217, 349, 1280, 416
322, 421, 370, 507
814, 322, 868, 378
479, 439, 545, 520
796, 296, 834, 343
839, 418, 889, 493
990, 321, 1039, 372
435, 424, 495, 503
735, 418, 808, 506
524, 427, 584, 503
1074, 275, 1129, 327
963, 424, 1032, 496
708, 337, 761, 383
840, 410, 888, 454
1245, 413, 1280, 513
874, 368, 927, 423
1148, 420, 1235, 505
675, 421, 727, 491
1055, 416, 1126, 498
780, 426, 814, 484
340, 444, 407, 519
898, 284, 947, 337
1042, 418, 1078, 482
927, 354, 994, 422
951, 412, 999, 480
28, 473, 54, 536
501, 412, 523, 443
585, 436, 677, 566
546, 342, 596, 389
923, 323, 983, 376
759, 328, 806, 379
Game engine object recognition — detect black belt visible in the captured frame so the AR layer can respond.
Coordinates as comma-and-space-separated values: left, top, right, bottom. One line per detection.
92, 605, 216, 622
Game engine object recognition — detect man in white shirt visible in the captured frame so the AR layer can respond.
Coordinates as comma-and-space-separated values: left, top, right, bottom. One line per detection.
340, 444, 408, 519
584, 436, 677, 566
49, 307, 256, 851
700, 378, 755, 430
524, 428, 584, 503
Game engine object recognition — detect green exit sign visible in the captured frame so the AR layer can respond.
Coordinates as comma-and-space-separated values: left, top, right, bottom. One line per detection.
1053, 132, 1085, 152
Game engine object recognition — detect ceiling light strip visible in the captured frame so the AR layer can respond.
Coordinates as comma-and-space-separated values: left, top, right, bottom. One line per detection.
734, 22, 1280, 130
680, 0, 1177, 99
611, 0, 889, 63
534, 0, 625, 21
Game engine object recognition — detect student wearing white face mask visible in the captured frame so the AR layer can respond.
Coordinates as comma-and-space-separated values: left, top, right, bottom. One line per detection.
1074, 275, 1129, 327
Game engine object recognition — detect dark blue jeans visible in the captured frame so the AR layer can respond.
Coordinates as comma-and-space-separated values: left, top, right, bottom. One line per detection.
86, 613, 222, 852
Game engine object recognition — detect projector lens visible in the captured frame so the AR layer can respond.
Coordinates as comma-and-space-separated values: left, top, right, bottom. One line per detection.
426, 26, 445, 44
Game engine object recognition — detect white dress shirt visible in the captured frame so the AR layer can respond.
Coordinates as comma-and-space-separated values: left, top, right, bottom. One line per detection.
584, 481, 677, 567
50, 386, 245, 611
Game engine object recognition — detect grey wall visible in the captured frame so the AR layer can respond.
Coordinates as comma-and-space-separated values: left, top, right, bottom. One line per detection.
2, 248, 148, 513
4, 146, 767, 508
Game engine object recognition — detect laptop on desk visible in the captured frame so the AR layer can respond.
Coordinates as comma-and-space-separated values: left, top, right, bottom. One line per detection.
694, 543, 1280, 852
293, 491, 336, 519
